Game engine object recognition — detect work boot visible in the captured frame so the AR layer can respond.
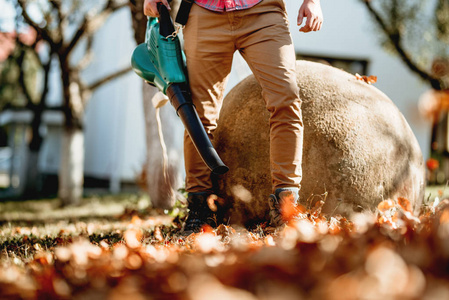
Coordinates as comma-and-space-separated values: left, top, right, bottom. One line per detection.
268, 188, 300, 227
181, 192, 218, 235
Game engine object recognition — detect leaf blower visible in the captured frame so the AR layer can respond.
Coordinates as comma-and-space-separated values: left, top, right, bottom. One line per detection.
131, 4, 229, 175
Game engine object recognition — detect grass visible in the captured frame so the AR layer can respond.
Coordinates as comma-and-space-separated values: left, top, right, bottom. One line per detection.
0, 193, 149, 220
0, 193, 175, 261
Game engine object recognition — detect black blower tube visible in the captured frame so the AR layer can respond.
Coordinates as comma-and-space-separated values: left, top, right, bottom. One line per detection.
167, 83, 229, 175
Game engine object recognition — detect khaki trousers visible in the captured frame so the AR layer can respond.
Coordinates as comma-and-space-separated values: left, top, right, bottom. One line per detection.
183, 0, 303, 193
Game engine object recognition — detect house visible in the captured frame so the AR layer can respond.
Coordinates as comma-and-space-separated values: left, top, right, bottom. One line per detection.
0, 0, 431, 195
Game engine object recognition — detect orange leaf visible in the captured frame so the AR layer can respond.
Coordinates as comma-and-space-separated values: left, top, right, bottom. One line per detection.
125, 253, 143, 270
282, 199, 300, 222
328, 218, 341, 234
377, 199, 395, 212
378, 215, 388, 224
398, 197, 412, 213
207, 195, 218, 212
131, 215, 142, 225
355, 73, 377, 84
154, 226, 164, 242
124, 229, 142, 248
440, 208, 449, 224
201, 224, 214, 234
264, 235, 276, 246
296, 204, 307, 214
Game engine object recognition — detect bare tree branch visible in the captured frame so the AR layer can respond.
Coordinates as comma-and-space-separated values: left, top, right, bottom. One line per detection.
64, 1, 128, 57
128, 0, 147, 44
87, 66, 133, 91
64, 15, 88, 57
13, 40, 43, 107
362, 0, 441, 89
75, 36, 94, 71
40, 56, 52, 107
49, 0, 65, 45
17, 0, 58, 50
17, 50, 34, 108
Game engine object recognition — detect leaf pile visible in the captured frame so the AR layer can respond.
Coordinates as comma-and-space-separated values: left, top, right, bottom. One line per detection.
1, 198, 449, 299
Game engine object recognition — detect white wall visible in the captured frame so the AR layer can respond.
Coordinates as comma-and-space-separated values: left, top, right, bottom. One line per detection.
83, 8, 146, 184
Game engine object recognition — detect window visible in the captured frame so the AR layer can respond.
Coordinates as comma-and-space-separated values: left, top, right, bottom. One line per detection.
296, 53, 369, 75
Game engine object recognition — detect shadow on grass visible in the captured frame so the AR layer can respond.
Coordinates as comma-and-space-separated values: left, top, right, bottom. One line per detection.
0, 193, 151, 223
0, 193, 179, 260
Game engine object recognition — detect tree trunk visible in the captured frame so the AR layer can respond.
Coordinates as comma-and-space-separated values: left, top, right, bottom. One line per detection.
14, 45, 48, 199
130, 0, 184, 208
22, 150, 41, 198
57, 49, 86, 206
22, 107, 45, 198
59, 126, 84, 206
11, 124, 29, 198
142, 83, 184, 208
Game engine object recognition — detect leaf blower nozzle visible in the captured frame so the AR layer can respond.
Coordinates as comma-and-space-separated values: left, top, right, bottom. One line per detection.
166, 83, 229, 175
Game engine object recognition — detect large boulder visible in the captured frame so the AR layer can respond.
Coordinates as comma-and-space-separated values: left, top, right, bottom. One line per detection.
214, 60, 425, 226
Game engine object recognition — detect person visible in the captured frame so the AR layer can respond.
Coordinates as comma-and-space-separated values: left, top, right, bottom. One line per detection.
143, 0, 323, 233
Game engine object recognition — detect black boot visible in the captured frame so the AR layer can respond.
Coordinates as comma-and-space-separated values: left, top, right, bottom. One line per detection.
181, 192, 217, 235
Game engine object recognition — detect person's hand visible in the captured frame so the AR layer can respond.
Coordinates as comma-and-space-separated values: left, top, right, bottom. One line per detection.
143, 0, 171, 17
297, 0, 323, 33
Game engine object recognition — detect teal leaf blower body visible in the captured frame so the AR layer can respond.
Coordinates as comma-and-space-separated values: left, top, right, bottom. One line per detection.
131, 5, 229, 175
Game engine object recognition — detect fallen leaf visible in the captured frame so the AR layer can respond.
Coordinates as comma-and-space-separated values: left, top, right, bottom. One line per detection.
355, 73, 377, 84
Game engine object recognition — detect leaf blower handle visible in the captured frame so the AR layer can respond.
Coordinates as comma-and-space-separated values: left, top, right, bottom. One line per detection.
157, 3, 175, 37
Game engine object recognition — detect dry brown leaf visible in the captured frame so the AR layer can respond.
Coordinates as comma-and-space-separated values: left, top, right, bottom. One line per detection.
355, 73, 378, 84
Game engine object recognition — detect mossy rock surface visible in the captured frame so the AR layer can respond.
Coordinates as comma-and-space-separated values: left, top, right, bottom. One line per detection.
214, 60, 425, 226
